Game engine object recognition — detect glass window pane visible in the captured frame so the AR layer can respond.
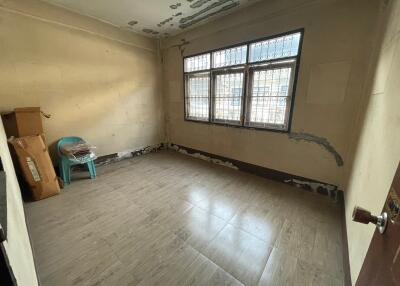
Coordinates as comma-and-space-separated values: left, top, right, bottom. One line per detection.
186, 73, 210, 120
184, 53, 210, 72
212, 45, 247, 68
249, 32, 301, 63
248, 67, 292, 127
214, 72, 244, 122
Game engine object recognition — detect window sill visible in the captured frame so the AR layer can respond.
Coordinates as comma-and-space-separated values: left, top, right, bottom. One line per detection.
183, 118, 290, 133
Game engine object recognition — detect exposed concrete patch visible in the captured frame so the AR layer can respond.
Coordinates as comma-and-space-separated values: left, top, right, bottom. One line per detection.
95, 143, 165, 166
284, 178, 339, 200
169, 143, 239, 170
180, 1, 240, 29
168, 143, 341, 201
288, 132, 344, 167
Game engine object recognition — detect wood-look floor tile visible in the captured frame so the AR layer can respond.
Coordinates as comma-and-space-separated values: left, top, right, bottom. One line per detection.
25, 150, 345, 286
174, 253, 244, 286
203, 224, 273, 286
172, 206, 228, 252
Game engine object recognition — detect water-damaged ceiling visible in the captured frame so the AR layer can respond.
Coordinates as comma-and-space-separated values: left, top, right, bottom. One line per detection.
41, 0, 262, 37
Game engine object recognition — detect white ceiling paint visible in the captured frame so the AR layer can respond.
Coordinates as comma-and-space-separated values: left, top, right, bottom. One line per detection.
41, 0, 262, 37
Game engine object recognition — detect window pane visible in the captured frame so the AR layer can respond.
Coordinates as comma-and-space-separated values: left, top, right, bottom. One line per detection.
212, 45, 247, 68
249, 32, 301, 63
214, 72, 244, 122
184, 53, 210, 72
248, 67, 292, 127
186, 73, 210, 120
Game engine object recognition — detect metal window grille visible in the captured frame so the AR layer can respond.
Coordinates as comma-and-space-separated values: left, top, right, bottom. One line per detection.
212, 45, 247, 68
185, 73, 210, 120
184, 53, 210, 72
183, 30, 303, 132
246, 63, 295, 130
213, 72, 244, 123
249, 32, 301, 63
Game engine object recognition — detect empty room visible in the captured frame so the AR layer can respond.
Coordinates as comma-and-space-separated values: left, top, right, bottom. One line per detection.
0, 0, 399, 285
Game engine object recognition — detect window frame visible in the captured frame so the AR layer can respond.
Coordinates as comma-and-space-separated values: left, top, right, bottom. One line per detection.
184, 71, 211, 122
245, 60, 296, 130
211, 68, 246, 126
182, 28, 304, 133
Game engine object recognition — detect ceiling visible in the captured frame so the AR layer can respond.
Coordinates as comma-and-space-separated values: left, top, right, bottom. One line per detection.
41, 0, 262, 37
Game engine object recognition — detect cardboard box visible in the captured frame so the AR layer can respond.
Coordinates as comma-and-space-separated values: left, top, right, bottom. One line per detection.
9, 135, 59, 201
2, 107, 43, 138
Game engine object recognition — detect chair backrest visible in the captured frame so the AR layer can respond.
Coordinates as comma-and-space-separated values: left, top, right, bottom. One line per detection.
57, 136, 85, 157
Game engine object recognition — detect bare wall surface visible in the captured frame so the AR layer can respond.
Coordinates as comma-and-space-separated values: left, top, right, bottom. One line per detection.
0, 0, 164, 157
161, 0, 380, 187
0, 119, 38, 285
344, 0, 400, 283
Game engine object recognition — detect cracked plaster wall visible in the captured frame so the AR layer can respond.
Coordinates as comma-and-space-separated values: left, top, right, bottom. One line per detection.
161, 0, 380, 187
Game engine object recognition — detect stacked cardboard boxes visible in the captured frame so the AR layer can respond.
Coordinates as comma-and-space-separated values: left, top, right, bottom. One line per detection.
2, 108, 60, 200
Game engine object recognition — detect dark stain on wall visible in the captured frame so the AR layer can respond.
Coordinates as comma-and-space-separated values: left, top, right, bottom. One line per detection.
288, 132, 344, 167
169, 38, 191, 55
179, 1, 240, 29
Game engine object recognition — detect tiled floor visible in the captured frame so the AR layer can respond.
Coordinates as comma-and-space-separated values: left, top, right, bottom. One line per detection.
25, 150, 345, 286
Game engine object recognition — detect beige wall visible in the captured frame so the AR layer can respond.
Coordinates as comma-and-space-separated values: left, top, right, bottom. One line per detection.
0, 119, 38, 285
161, 0, 379, 187
344, 0, 400, 283
0, 0, 164, 157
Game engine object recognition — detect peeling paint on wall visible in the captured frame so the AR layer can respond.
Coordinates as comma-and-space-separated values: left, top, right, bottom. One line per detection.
142, 28, 159, 35
190, 0, 214, 9
127, 20, 138, 26
284, 178, 339, 200
169, 143, 239, 170
179, 1, 240, 29
288, 132, 344, 167
170, 3, 182, 9
168, 143, 341, 201
158, 17, 174, 27
95, 143, 165, 166
180, 0, 234, 23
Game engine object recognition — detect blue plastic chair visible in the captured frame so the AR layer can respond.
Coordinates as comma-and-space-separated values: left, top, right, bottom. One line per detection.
57, 137, 96, 185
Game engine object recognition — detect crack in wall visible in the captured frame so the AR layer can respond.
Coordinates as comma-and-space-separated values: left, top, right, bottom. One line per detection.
168, 38, 190, 55
288, 132, 344, 167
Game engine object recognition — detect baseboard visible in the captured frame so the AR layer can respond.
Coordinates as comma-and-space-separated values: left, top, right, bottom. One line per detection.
93, 142, 341, 201
168, 143, 342, 201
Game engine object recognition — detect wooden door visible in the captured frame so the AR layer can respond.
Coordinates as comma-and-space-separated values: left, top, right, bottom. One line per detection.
354, 163, 400, 285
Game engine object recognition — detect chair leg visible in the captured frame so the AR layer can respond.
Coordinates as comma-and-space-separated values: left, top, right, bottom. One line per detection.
87, 161, 96, 179
61, 161, 71, 185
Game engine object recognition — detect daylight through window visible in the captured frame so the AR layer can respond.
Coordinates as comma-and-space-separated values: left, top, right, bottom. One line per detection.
184, 30, 302, 131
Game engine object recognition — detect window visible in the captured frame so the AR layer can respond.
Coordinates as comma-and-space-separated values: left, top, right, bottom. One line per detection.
183, 30, 303, 132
